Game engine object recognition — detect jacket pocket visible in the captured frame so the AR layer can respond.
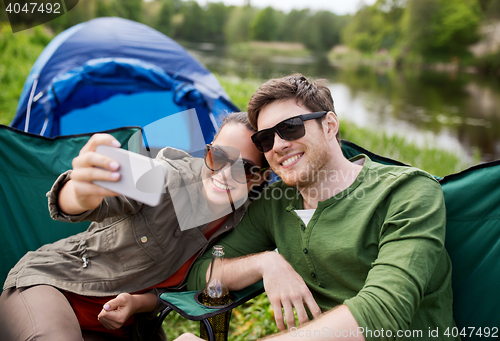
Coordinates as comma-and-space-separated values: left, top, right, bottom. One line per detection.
98, 214, 162, 271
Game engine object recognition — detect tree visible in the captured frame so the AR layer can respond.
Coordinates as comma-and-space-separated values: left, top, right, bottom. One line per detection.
250, 7, 279, 41
113, 0, 143, 22
302, 11, 347, 52
95, 0, 113, 18
175, 1, 206, 42
277, 9, 310, 42
224, 6, 256, 44
402, 0, 481, 58
156, 0, 175, 36
342, 0, 404, 53
205, 2, 229, 44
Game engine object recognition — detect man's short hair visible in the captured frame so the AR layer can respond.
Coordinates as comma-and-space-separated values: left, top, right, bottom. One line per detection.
247, 73, 340, 143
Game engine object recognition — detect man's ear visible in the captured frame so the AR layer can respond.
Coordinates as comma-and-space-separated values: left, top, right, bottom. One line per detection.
323, 112, 339, 142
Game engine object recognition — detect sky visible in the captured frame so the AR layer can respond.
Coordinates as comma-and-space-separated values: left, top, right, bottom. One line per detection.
194, 0, 378, 15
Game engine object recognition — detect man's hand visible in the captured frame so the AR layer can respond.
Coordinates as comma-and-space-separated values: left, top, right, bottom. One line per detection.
59, 133, 122, 215
260, 252, 322, 331
98, 293, 136, 330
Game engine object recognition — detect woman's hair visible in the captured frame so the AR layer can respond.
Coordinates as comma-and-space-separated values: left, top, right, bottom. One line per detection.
214, 112, 271, 197
213, 111, 255, 141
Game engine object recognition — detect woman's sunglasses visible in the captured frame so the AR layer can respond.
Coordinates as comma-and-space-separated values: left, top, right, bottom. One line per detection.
251, 111, 328, 153
204, 144, 266, 184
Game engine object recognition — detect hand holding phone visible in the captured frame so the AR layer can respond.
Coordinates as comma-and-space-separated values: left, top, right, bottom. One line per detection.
94, 145, 167, 207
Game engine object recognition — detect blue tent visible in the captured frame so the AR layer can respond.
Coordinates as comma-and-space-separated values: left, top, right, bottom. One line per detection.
10, 17, 238, 153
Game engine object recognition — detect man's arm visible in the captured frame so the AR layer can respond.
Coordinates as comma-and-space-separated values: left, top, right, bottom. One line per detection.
187, 192, 321, 331
344, 172, 448, 339
220, 251, 321, 331
174, 305, 364, 341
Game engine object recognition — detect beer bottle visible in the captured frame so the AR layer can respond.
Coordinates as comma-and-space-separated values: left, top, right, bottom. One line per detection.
200, 245, 231, 341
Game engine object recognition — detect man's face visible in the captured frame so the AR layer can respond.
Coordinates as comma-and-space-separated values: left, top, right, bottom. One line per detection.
257, 99, 332, 188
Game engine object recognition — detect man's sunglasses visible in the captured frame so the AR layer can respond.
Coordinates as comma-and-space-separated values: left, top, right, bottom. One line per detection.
204, 144, 266, 184
251, 111, 328, 153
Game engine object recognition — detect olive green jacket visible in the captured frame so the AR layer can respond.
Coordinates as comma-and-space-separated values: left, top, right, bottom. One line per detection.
4, 147, 248, 296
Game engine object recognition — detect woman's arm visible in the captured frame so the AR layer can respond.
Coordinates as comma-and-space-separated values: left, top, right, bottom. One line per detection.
58, 133, 123, 215
97, 292, 158, 330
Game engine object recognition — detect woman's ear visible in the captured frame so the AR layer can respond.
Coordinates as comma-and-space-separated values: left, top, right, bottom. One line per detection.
323, 112, 339, 142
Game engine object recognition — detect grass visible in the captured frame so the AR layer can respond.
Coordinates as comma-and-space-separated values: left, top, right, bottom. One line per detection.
0, 24, 51, 126
228, 41, 311, 60
162, 293, 279, 341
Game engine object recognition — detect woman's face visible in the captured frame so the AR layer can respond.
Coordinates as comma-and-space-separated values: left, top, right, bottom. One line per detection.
201, 123, 265, 210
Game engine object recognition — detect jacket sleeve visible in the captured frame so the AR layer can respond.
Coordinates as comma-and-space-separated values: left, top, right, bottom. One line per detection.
344, 173, 447, 340
186, 192, 278, 291
47, 170, 144, 223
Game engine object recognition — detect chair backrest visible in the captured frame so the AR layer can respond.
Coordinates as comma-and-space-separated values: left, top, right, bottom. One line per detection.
440, 162, 500, 333
0, 125, 141, 285
341, 140, 500, 334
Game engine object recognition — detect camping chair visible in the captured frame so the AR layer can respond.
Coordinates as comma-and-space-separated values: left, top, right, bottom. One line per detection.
0, 125, 142, 284
148, 281, 264, 341
152, 141, 499, 341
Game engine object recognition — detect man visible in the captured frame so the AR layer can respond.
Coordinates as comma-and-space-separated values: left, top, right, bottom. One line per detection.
181, 74, 457, 340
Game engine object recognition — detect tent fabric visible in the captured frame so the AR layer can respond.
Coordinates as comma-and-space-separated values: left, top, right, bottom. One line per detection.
10, 17, 238, 148
0, 125, 141, 286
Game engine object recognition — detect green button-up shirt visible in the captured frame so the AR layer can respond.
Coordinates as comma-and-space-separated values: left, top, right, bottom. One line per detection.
187, 155, 458, 340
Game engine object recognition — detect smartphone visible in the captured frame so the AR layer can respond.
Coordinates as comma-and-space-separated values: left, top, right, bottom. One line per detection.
93, 145, 167, 207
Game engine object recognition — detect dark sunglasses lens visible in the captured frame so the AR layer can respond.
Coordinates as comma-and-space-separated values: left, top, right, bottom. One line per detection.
254, 118, 306, 153
205, 146, 228, 171
253, 130, 275, 153
277, 118, 305, 141
228, 160, 247, 183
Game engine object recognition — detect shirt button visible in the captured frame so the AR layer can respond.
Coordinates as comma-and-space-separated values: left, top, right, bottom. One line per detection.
141, 236, 148, 243
303, 248, 308, 254
301, 225, 305, 231
311, 272, 316, 278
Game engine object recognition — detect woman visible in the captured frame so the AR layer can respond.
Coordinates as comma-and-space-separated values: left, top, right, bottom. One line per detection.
0, 112, 268, 341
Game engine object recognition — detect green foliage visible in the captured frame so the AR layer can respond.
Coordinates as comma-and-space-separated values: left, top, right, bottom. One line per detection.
339, 122, 470, 176
478, 0, 500, 19
205, 2, 229, 44
216, 75, 261, 111
403, 0, 482, 59
301, 11, 347, 52
174, 1, 206, 42
250, 7, 280, 41
0, 25, 51, 126
277, 9, 309, 42
342, 0, 404, 53
224, 6, 256, 44
95, 0, 114, 18
113, 0, 143, 22
47, 0, 95, 32
156, 0, 175, 37
472, 50, 500, 75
